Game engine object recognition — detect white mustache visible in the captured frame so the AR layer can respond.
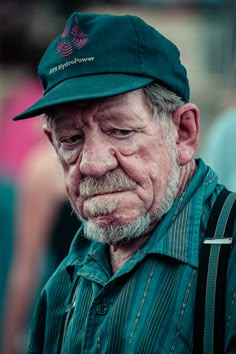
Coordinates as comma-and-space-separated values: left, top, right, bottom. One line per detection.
79, 172, 137, 199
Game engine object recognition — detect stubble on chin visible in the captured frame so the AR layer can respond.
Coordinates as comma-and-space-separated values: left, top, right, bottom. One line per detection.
82, 212, 152, 244
84, 197, 118, 217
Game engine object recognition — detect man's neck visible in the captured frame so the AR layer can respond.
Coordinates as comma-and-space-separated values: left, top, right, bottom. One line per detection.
109, 234, 150, 274
177, 159, 196, 195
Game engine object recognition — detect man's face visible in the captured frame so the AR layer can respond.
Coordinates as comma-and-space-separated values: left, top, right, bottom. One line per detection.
45, 89, 180, 243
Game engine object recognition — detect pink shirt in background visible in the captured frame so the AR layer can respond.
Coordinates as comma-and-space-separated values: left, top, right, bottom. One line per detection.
0, 76, 45, 181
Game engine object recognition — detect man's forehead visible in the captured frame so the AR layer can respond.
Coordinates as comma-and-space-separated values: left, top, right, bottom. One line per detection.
48, 99, 98, 118
47, 89, 145, 123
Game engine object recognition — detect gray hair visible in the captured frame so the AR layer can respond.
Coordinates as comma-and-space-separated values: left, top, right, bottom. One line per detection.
143, 82, 184, 134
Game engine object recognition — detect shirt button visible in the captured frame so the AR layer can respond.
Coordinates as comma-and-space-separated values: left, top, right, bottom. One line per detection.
96, 303, 109, 315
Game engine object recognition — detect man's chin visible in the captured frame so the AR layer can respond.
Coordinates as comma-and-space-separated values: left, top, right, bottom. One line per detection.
82, 213, 152, 244
85, 213, 132, 229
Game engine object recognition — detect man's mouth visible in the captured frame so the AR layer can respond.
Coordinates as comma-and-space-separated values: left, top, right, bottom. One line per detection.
81, 187, 133, 200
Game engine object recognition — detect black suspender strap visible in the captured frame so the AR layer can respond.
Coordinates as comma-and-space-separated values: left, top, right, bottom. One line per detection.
194, 189, 236, 354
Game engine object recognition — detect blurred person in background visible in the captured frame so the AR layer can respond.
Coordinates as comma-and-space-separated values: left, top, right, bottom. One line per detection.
201, 107, 236, 192
0, 3, 81, 353
0, 4, 45, 348
201, 91, 236, 192
12, 11, 236, 353
0, 4, 46, 181
0, 176, 15, 346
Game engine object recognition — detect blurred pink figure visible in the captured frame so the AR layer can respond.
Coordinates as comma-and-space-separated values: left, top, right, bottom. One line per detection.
0, 76, 44, 181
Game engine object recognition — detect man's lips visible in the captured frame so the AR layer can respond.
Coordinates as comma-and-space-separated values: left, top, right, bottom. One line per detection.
81, 188, 133, 200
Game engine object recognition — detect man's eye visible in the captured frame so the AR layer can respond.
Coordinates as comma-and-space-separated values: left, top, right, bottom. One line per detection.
62, 135, 82, 144
113, 129, 132, 136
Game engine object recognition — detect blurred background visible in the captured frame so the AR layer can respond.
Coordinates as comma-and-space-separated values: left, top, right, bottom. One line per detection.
0, 0, 235, 353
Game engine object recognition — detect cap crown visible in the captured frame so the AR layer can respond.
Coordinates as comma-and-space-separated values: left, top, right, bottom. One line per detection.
39, 13, 189, 101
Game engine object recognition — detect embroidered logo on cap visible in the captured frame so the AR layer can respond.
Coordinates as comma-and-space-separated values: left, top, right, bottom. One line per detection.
57, 16, 88, 58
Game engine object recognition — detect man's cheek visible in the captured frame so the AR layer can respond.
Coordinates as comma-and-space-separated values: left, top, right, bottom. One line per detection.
58, 148, 80, 165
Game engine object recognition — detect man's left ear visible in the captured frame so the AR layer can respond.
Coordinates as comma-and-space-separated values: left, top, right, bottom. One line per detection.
172, 103, 200, 166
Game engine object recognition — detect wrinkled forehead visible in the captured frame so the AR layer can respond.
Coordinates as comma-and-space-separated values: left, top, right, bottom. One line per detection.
45, 88, 147, 127
45, 99, 96, 122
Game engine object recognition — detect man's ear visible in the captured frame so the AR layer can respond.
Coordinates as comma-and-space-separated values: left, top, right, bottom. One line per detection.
43, 124, 54, 146
172, 103, 200, 166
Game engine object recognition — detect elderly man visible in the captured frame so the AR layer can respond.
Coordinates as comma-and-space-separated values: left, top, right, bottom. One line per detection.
13, 12, 236, 354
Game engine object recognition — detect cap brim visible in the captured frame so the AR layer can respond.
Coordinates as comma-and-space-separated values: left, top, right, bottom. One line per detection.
13, 74, 154, 120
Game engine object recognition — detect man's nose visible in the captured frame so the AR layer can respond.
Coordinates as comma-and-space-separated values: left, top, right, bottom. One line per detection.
79, 136, 118, 177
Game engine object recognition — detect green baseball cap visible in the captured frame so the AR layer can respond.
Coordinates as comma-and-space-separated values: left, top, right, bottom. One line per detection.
13, 12, 189, 121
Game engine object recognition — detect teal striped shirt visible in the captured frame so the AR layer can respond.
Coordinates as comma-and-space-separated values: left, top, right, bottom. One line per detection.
28, 159, 236, 353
